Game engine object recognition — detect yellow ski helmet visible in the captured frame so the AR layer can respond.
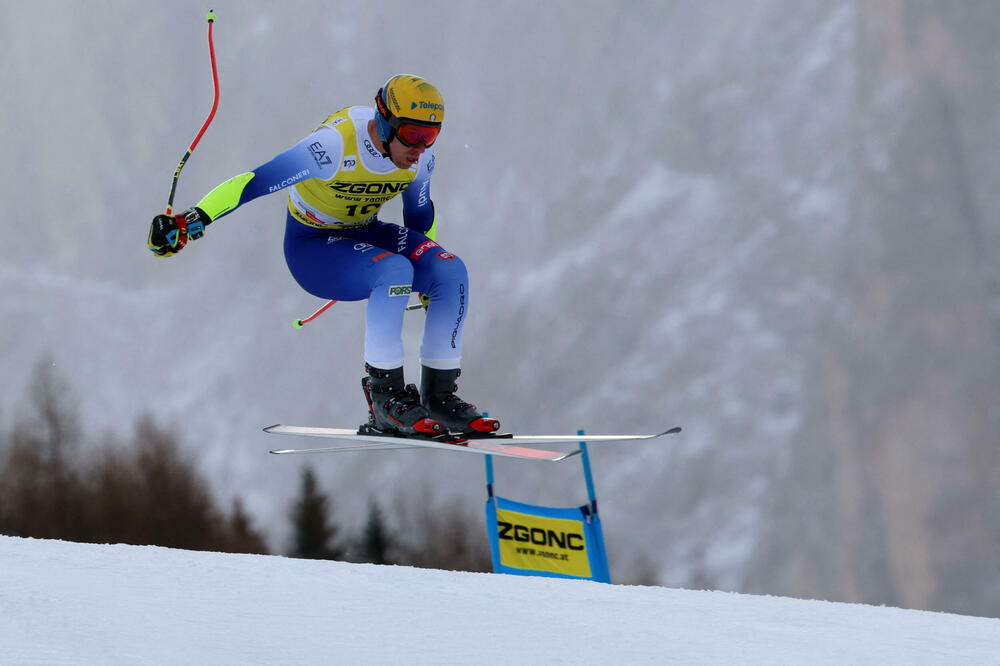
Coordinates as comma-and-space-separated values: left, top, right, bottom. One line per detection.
374, 74, 444, 149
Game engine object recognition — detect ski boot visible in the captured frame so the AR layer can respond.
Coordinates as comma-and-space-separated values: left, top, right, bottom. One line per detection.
420, 366, 500, 435
361, 364, 442, 437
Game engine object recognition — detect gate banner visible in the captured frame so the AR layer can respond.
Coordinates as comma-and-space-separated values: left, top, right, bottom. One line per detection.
485, 495, 610, 583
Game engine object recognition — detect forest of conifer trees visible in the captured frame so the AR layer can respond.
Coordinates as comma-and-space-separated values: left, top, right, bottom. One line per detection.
0, 359, 491, 571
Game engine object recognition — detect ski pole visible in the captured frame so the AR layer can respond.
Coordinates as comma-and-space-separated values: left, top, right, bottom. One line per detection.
165, 10, 220, 216
294, 299, 338, 328
294, 299, 424, 329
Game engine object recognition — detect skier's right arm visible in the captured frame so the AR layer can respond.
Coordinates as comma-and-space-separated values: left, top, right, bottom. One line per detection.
148, 128, 342, 257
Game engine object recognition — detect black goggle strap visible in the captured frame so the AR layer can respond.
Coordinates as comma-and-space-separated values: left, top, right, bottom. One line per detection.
375, 88, 388, 118
374, 88, 396, 154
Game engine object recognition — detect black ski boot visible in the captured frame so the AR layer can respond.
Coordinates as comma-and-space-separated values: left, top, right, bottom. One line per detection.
361, 364, 442, 437
420, 366, 500, 435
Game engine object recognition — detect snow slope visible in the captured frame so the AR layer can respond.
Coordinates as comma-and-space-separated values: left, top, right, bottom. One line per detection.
1, 537, 997, 665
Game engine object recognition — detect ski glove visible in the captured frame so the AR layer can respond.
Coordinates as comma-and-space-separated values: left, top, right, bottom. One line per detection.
148, 207, 212, 257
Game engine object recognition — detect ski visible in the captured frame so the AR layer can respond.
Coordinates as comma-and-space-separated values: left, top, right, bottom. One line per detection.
263, 424, 681, 462
265, 425, 579, 462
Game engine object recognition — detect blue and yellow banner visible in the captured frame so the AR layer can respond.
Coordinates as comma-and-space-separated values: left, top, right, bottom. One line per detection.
485, 496, 610, 583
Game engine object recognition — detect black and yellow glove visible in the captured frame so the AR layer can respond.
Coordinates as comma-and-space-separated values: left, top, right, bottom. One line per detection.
148, 207, 212, 257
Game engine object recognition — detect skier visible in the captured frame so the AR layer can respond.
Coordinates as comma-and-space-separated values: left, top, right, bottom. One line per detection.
148, 74, 499, 438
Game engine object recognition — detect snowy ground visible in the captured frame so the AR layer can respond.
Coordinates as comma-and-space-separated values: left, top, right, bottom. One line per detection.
1, 536, 997, 665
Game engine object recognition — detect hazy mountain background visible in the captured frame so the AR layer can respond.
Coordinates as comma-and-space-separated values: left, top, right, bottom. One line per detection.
1, 0, 997, 617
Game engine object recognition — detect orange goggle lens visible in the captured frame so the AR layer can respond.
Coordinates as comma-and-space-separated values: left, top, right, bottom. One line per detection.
396, 122, 440, 148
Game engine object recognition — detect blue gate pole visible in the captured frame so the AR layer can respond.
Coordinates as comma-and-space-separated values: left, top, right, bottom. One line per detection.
484, 414, 495, 500
485, 455, 495, 499
579, 429, 610, 581
578, 429, 598, 514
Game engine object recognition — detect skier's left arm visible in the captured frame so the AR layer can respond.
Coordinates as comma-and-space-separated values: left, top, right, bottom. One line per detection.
401, 150, 436, 241
403, 151, 436, 310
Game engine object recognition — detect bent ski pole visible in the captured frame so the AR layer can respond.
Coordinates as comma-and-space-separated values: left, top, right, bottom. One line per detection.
294, 299, 338, 328
295, 299, 424, 329
165, 10, 220, 216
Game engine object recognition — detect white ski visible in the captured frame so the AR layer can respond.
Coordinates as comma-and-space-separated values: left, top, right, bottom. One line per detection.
263, 424, 680, 462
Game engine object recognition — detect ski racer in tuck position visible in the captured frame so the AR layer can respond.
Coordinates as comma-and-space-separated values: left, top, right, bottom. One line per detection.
148, 74, 499, 438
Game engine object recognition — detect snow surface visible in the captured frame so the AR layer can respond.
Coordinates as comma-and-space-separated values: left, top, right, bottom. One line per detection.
1, 536, 997, 664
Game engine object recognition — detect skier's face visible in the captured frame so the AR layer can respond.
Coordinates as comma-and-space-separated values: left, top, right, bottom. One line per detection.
388, 136, 425, 170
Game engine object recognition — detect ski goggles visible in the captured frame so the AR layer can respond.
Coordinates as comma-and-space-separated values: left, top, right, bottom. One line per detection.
394, 122, 441, 148
375, 89, 441, 148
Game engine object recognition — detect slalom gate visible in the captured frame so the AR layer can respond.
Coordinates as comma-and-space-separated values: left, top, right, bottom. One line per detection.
484, 431, 611, 583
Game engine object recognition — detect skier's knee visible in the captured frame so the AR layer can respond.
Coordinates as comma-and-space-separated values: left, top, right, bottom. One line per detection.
372, 253, 415, 289
430, 252, 468, 286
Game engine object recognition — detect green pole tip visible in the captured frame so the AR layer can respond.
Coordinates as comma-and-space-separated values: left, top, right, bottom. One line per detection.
206, 10, 216, 22
293, 320, 304, 329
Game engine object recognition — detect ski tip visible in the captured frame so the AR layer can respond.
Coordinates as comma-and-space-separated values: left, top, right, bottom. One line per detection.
663, 426, 682, 435
263, 424, 283, 433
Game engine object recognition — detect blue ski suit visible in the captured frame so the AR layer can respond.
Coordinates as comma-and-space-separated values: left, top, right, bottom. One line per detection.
193, 106, 467, 370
